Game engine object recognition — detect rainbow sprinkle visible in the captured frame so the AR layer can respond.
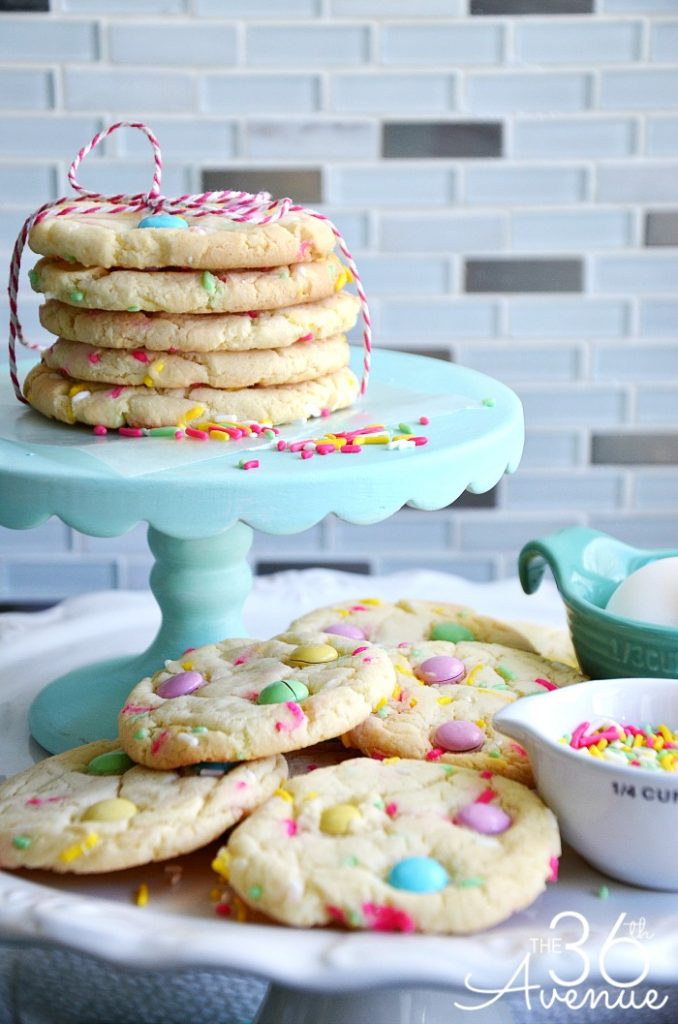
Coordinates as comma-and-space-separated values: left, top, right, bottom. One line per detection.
563, 718, 678, 771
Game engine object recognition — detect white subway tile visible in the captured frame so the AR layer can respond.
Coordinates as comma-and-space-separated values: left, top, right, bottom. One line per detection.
646, 116, 678, 156
601, 70, 678, 109
512, 209, 632, 252
466, 73, 590, 114
118, 118, 236, 159
650, 20, 678, 61
246, 120, 378, 160
5, 559, 117, 599
522, 430, 583, 468
333, 0, 465, 13
637, 387, 678, 424
331, 74, 453, 114
0, 116, 102, 156
517, 385, 627, 425
380, 299, 498, 338
589, 515, 678, 549
380, 213, 505, 253
64, 69, 196, 112
246, 26, 369, 66
465, 165, 587, 205
0, 520, 70, 552
460, 515, 576, 552
510, 299, 628, 337
513, 117, 635, 158
108, 22, 237, 65
516, 20, 641, 64
202, 74, 319, 114
593, 344, 678, 381
68, 160, 190, 197
63, 0, 184, 10
382, 24, 503, 65
0, 18, 98, 62
378, 556, 497, 582
79, 524, 149, 554
327, 165, 454, 206
313, 207, 370, 250
633, 471, 678, 509
333, 515, 448, 550
640, 300, 678, 336
597, 163, 678, 202
251, 524, 324, 555
197, 0, 319, 13
594, 255, 678, 294
460, 343, 581, 382
0, 68, 52, 110
602, 0, 678, 9
353, 255, 449, 295
0, 164, 56, 203
505, 471, 624, 510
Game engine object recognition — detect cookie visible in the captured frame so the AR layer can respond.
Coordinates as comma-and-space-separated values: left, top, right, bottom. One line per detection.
30, 254, 347, 314
39, 293, 360, 353
0, 739, 287, 874
23, 361, 359, 428
41, 334, 350, 390
221, 758, 560, 934
289, 596, 571, 659
29, 206, 336, 271
343, 640, 585, 786
118, 634, 396, 770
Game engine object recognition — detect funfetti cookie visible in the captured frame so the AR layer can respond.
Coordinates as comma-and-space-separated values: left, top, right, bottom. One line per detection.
118, 633, 396, 771
42, 334, 350, 390
290, 596, 575, 663
0, 740, 286, 874
29, 206, 337, 271
220, 758, 560, 934
39, 292, 360, 353
343, 641, 585, 786
30, 254, 348, 314
23, 362, 359, 429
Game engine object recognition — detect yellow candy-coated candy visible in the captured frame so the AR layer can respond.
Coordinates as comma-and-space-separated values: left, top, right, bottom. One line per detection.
288, 643, 338, 666
82, 797, 138, 822
320, 803, 361, 835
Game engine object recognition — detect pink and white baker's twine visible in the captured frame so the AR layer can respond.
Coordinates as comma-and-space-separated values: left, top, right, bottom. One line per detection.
7, 120, 372, 404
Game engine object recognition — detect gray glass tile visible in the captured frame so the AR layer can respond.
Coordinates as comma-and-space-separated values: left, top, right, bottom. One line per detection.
256, 560, 371, 575
471, 0, 592, 11
466, 259, 583, 293
201, 168, 322, 204
645, 211, 678, 247
383, 122, 502, 159
452, 487, 499, 509
0, 0, 49, 8
592, 433, 678, 464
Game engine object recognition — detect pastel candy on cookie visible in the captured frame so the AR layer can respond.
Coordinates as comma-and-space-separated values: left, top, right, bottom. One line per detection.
0, 739, 287, 874
415, 655, 466, 685
117, 632, 396, 770
156, 670, 206, 699
435, 720, 484, 752
456, 801, 512, 835
137, 214, 188, 230
222, 759, 561, 934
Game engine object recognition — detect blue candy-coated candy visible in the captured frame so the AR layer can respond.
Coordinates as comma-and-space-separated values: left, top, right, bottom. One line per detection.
388, 856, 449, 894
137, 213, 188, 230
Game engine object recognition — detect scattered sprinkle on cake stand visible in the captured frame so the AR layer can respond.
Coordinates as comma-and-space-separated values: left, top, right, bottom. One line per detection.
0, 348, 523, 754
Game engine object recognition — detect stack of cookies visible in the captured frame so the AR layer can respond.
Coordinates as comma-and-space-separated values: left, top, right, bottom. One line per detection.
22, 208, 361, 430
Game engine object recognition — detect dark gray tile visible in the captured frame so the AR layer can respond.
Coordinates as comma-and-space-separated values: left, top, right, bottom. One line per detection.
645, 211, 678, 247
202, 168, 322, 204
383, 122, 502, 160
471, 0, 592, 13
592, 433, 678, 465
465, 258, 583, 293
453, 487, 498, 508
0, 0, 49, 8
256, 560, 372, 575
380, 344, 452, 361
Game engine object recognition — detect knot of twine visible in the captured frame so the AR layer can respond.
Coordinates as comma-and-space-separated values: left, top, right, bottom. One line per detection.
7, 120, 371, 404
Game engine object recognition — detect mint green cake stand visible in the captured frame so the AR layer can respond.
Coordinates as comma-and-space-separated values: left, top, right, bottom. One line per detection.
0, 349, 523, 753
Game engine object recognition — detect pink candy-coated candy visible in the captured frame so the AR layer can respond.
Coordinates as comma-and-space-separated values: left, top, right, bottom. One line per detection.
456, 802, 511, 835
156, 670, 205, 699
324, 622, 366, 640
415, 655, 466, 685
435, 720, 484, 752
93, 424, 107, 436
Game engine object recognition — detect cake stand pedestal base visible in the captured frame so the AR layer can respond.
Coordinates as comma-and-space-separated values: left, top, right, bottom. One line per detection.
255, 984, 514, 1024
28, 521, 253, 752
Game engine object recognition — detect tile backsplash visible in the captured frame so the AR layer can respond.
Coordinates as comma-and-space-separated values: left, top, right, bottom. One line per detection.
0, 0, 676, 602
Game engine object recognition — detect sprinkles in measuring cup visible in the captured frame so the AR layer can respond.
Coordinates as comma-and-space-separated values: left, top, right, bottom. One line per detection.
562, 718, 678, 772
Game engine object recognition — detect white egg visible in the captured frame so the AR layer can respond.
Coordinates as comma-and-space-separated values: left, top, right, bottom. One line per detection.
606, 557, 678, 628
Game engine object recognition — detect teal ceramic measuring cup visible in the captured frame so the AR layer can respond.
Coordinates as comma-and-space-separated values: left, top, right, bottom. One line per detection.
518, 527, 678, 679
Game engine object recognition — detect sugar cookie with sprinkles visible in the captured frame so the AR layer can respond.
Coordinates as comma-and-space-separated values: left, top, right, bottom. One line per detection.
23, 361, 359, 429
343, 641, 585, 786
220, 758, 561, 934
289, 597, 576, 664
28, 205, 337, 271
118, 633, 396, 770
0, 739, 287, 874
38, 292, 360, 353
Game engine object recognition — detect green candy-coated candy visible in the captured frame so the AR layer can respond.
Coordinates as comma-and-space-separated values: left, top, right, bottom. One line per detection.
12, 835, 31, 850
257, 679, 309, 705
201, 270, 217, 294
430, 622, 475, 643
86, 750, 135, 776
70, 290, 84, 303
